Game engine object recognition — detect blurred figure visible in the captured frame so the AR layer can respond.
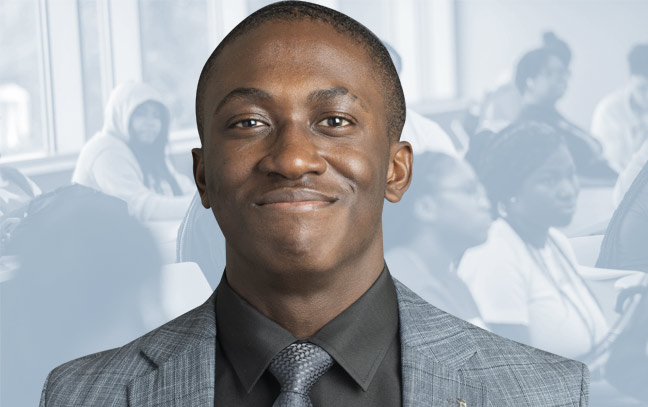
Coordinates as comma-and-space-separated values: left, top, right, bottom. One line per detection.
612, 137, 648, 205
72, 82, 194, 221
478, 32, 559, 133
382, 41, 459, 156
591, 44, 648, 174
385, 152, 491, 326
597, 157, 648, 273
514, 33, 617, 180
603, 277, 648, 404
0, 152, 40, 217
0, 184, 165, 407
459, 122, 609, 360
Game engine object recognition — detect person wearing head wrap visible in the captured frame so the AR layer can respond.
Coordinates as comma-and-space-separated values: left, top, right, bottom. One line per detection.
72, 82, 194, 221
458, 122, 609, 360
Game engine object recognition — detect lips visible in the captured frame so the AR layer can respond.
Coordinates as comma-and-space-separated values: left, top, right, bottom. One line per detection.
555, 201, 577, 214
255, 188, 338, 207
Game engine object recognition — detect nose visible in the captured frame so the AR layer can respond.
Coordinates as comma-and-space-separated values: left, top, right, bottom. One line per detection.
257, 122, 327, 179
475, 184, 492, 211
556, 177, 578, 201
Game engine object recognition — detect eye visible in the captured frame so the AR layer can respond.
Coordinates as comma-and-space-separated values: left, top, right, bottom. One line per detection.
318, 116, 353, 127
232, 119, 266, 128
539, 176, 560, 186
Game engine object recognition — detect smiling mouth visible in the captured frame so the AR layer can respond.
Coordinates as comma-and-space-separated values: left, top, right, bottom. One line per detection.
254, 188, 338, 210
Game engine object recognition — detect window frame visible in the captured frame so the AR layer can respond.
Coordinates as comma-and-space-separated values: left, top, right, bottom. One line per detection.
2, 0, 459, 175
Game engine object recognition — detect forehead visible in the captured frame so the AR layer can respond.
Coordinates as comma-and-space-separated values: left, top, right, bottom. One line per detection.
204, 19, 383, 113
529, 145, 572, 174
542, 55, 566, 71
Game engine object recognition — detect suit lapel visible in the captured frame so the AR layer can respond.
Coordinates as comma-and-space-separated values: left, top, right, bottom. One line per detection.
128, 291, 218, 407
125, 277, 489, 406
395, 280, 489, 407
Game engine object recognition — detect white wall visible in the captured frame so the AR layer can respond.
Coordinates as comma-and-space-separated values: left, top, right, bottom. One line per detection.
456, 0, 648, 128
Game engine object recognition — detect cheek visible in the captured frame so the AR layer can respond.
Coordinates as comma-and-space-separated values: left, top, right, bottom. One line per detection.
205, 146, 249, 201
330, 144, 387, 202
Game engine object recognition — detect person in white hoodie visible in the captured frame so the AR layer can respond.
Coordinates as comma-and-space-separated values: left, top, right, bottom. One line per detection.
72, 82, 194, 221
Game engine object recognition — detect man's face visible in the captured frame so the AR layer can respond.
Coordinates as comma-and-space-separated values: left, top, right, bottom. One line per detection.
193, 20, 411, 276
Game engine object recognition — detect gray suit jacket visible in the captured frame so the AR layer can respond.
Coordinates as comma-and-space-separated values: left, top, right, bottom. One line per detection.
40, 280, 588, 406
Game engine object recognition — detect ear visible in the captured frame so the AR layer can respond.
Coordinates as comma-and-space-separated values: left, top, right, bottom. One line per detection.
385, 141, 413, 203
413, 195, 438, 222
192, 147, 211, 209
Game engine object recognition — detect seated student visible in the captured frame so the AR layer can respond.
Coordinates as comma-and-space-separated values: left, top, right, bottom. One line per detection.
597, 157, 648, 273
384, 152, 492, 326
72, 82, 194, 221
459, 122, 609, 360
514, 34, 617, 180
591, 44, 648, 174
478, 32, 557, 133
0, 184, 165, 407
0, 154, 41, 217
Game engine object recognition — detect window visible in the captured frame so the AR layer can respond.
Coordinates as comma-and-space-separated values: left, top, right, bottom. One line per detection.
0, 0, 458, 164
0, 0, 46, 157
139, 0, 211, 135
78, 0, 103, 140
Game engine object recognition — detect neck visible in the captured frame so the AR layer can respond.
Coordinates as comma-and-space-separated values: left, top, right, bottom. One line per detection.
522, 93, 553, 110
504, 215, 549, 248
224, 239, 385, 338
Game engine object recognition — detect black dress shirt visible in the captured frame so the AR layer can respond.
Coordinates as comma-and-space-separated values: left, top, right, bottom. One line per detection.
214, 266, 401, 406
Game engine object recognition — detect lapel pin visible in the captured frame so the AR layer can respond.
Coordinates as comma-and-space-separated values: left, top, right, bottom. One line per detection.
447, 397, 468, 407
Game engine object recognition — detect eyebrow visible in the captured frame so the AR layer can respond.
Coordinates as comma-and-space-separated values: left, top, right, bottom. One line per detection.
213, 86, 368, 118
308, 87, 367, 111
212, 87, 272, 117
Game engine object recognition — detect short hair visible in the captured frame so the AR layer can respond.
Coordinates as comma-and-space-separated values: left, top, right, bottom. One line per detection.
514, 32, 571, 93
382, 40, 402, 74
467, 121, 566, 211
195, 1, 406, 143
628, 43, 648, 78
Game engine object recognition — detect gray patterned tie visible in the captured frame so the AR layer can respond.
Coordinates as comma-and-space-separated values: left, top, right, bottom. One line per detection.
268, 342, 334, 407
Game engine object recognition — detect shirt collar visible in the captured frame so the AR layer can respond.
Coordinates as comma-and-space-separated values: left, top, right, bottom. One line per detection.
215, 265, 398, 393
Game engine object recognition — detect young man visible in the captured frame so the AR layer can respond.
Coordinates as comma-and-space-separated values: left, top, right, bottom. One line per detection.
40, 2, 589, 406
591, 43, 648, 175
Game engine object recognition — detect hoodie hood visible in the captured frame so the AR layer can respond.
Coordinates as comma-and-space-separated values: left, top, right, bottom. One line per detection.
102, 82, 170, 143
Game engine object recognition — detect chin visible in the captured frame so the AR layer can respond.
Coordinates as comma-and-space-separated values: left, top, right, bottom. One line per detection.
551, 212, 575, 228
258, 232, 339, 270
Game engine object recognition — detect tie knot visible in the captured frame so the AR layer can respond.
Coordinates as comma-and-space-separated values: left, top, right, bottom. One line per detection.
268, 342, 334, 396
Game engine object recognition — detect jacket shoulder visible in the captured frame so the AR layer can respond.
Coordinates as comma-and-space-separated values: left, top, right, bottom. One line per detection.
41, 344, 144, 406
466, 325, 588, 405
41, 298, 215, 406
394, 279, 588, 405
